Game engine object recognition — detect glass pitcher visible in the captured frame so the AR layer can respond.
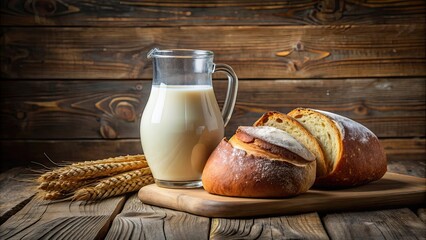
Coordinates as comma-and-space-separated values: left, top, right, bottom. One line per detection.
140, 48, 238, 188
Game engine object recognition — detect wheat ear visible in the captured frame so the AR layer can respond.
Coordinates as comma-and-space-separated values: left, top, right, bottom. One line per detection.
58, 161, 148, 180
37, 155, 147, 182
95, 167, 151, 189
37, 170, 63, 182
71, 154, 146, 166
73, 175, 154, 201
38, 179, 95, 192
38, 190, 68, 200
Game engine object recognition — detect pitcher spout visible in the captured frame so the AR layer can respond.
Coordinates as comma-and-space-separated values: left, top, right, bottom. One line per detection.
147, 48, 159, 59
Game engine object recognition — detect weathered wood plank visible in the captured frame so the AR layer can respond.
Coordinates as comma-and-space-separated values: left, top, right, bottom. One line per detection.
1, 25, 425, 79
0, 195, 126, 239
0, 80, 147, 139
323, 208, 426, 240
221, 78, 426, 138
105, 194, 210, 239
1, 0, 424, 26
382, 138, 426, 162
0, 167, 37, 225
1, 78, 424, 139
210, 213, 329, 239
1, 138, 423, 172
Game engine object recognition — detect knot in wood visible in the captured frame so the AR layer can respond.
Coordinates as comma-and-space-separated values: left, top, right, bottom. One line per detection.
354, 104, 368, 116
135, 84, 143, 91
100, 122, 117, 139
294, 41, 304, 51
114, 101, 136, 122
314, 0, 344, 22
26, 0, 57, 17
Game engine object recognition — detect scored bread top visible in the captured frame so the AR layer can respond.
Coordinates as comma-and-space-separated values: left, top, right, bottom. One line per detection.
235, 126, 315, 161
254, 112, 327, 177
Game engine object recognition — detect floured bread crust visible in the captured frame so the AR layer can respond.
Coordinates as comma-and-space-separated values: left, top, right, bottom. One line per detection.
202, 126, 316, 198
236, 126, 315, 161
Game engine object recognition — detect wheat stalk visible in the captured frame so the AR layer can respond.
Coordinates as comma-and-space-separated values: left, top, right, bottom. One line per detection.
38, 190, 68, 200
38, 170, 63, 182
38, 179, 95, 192
70, 154, 146, 166
37, 155, 148, 182
73, 175, 154, 201
95, 167, 151, 189
37, 154, 153, 201
60, 161, 147, 180
39, 160, 147, 182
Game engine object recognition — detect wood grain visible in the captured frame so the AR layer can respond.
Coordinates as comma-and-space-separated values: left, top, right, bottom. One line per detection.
210, 213, 329, 239
0, 80, 148, 139
221, 78, 426, 138
0, 195, 126, 239
1, 78, 424, 140
322, 208, 426, 239
381, 138, 426, 162
0, 168, 37, 225
2, 24, 425, 79
105, 194, 210, 240
1, 0, 424, 26
138, 173, 426, 218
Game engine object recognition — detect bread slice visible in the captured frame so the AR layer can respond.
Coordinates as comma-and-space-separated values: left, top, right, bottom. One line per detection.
288, 108, 387, 187
254, 111, 327, 178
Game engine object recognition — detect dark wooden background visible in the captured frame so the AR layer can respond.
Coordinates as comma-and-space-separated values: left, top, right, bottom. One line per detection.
0, 0, 425, 171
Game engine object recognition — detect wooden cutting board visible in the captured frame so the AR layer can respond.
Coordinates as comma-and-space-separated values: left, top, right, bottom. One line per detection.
138, 172, 425, 218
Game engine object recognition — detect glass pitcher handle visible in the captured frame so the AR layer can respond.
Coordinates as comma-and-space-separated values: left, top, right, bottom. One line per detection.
213, 64, 238, 127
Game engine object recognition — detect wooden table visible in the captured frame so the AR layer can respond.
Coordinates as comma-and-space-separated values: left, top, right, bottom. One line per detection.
0, 166, 425, 240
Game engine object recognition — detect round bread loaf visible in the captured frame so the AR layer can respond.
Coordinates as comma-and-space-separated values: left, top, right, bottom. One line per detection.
288, 108, 387, 187
202, 126, 316, 198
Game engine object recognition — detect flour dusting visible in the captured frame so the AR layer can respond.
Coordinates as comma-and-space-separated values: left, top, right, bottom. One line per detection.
239, 126, 315, 161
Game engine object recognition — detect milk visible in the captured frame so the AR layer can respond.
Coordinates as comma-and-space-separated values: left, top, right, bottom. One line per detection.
140, 85, 224, 181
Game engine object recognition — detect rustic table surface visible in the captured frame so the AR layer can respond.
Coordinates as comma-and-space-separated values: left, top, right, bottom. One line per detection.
0, 163, 425, 240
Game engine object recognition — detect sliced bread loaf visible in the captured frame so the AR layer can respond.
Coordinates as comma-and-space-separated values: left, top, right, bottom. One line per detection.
288, 108, 387, 187
254, 111, 327, 178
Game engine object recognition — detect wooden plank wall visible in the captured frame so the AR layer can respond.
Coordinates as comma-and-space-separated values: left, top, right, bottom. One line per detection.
0, 0, 425, 170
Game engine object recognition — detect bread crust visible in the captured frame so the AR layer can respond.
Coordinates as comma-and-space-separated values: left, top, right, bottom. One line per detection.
289, 108, 387, 187
317, 109, 387, 187
202, 137, 316, 198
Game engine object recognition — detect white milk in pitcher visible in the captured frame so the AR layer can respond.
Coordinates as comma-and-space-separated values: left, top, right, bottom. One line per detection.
140, 85, 224, 181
